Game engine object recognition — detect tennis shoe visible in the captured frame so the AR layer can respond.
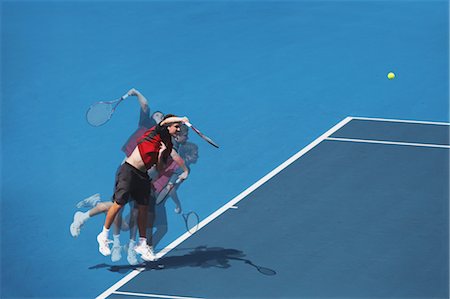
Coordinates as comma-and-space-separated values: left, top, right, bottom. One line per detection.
97, 233, 112, 256
111, 245, 122, 262
126, 244, 139, 265
70, 211, 85, 238
134, 243, 156, 262
76, 193, 101, 209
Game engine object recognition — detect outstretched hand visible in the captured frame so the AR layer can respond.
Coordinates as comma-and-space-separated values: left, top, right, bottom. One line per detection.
127, 88, 140, 97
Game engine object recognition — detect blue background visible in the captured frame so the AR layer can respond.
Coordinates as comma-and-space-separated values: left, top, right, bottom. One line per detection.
1, 0, 448, 298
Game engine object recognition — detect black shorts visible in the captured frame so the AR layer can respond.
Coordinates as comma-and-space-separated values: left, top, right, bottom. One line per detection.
113, 162, 154, 206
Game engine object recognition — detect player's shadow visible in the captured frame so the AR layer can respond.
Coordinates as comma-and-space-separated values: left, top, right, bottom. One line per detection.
89, 245, 276, 276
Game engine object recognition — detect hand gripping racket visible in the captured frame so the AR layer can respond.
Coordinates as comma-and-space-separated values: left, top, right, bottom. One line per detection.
86, 93, 129, 127
156, 178, 182, 205
185, 122, 219, 148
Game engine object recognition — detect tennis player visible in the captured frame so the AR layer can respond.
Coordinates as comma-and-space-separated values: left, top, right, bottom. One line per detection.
73, 88, 163, 262
96, 114, 190, 261
70, 140, 197, 265
113, 88, 162, 261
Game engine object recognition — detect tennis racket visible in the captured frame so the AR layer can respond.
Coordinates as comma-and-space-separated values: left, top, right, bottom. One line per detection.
182, 211, 199, 234
156, 178, 182, 205
185, 122, 219, 148
243, 260, 276, 276
86, 93, 129, 126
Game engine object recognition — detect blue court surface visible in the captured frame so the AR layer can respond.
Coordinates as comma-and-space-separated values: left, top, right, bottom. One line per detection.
96, 117, 449, 299
1, 1, 449, 298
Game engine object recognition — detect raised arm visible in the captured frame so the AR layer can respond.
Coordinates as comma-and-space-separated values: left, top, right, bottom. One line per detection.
170, 149, 189, 180
127, 88, 149, 113
160, 116, 189, 126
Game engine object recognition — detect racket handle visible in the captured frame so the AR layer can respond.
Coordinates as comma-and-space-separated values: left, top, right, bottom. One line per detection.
185, 122, 192, 128
121, 93, 129, 100
175, 178, 182, 184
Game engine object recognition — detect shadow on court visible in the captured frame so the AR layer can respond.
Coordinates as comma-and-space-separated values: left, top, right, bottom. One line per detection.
89, 246, 276, 276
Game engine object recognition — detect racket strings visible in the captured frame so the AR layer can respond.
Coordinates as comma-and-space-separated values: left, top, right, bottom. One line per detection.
86, 103, 113, 126
185, 212, 199, 234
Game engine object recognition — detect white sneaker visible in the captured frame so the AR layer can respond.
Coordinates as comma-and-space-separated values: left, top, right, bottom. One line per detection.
111, 245, 122, 262
134, 243, 156, 262
97, 233, 111, 256
70, 211, 85, 238
76, 193, 101, 208
127, 244, 139, 265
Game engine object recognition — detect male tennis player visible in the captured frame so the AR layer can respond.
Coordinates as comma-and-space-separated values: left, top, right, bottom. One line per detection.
70, 139, 196, 265
113, 88, 162, 261
96, 114, 190, 261
73, 88, 164, 262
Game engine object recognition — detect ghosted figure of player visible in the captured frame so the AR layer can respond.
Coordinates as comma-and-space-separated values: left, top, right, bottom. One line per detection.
96, 114, 189, 262
71, 127, 190, 265
139, 142, 199, 250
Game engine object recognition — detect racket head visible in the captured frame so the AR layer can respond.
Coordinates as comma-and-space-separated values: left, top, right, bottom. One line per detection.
183, 211, 199, 234
243, 260, 276, 276
86, 95, 126, 127
86, 102, 114, 126
256, 266, 277, 276
156, 178, 181, 205
156, 188, 170, 205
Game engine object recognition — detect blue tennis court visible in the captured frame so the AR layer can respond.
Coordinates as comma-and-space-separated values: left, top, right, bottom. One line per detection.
96, 117, 449, 299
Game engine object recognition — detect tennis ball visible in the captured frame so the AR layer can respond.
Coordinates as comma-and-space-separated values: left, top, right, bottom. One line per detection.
387, 72, 395, 80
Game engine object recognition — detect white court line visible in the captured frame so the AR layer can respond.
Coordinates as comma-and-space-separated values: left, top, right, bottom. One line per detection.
97, 116, 448, 299
351, 117, 450, 126
448, 4, 450, 297
112, 291, 204, 299
326, 137, 450, 149
97, 268, 145, 299
96, 116, 353, 299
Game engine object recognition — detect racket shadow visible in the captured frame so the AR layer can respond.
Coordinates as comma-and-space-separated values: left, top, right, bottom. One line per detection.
89, 246, 277, 276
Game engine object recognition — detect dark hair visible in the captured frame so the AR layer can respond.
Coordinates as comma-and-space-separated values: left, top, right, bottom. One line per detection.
162, 114, 177, 121
160, 114, 179, 126
178, 142, 198, 159
151, 111, 163, 117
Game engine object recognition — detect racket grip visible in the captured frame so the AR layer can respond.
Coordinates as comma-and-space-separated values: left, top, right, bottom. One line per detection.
121, 93, 129, 100
185, 122, 192, 128
175, 178, 182, 184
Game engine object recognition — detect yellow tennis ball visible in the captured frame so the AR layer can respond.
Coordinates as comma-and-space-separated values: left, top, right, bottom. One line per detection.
387, 72, 395, 80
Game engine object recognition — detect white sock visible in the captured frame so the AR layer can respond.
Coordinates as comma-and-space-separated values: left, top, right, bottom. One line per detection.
138, 237, 146, 246
113, 234, 120, 246
81, 211, 90, 222
129, 239, 136, 251
101, 226, 110, 237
